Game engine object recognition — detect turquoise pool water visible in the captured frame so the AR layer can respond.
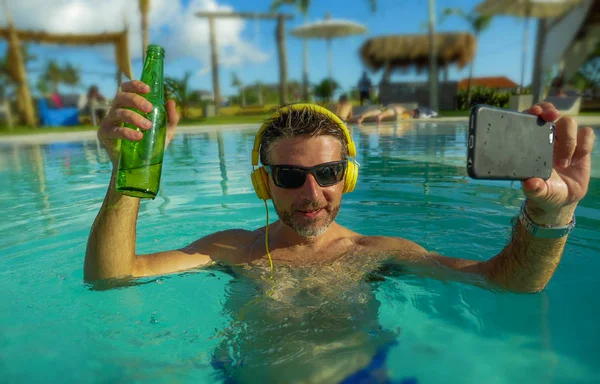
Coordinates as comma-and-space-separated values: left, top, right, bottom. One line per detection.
1, 121, 599, 383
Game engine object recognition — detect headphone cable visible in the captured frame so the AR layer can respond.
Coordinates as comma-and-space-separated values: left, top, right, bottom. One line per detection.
264, 200, 275, 296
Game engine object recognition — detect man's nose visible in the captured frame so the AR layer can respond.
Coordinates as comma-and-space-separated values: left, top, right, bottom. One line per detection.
299, 173, 322, 200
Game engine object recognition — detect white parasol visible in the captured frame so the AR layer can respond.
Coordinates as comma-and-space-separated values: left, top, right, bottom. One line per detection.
291, 13, 367, 82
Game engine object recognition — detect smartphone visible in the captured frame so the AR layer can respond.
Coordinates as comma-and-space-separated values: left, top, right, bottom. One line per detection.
467, 105, 555, 180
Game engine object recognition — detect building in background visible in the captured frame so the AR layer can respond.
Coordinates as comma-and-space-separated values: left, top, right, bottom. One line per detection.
458, 76, 518, 93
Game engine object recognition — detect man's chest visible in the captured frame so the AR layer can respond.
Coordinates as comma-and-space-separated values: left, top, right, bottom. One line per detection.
245, 237, 362, 266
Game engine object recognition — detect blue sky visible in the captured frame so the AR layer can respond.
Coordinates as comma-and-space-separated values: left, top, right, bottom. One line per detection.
1, 0, 541, 99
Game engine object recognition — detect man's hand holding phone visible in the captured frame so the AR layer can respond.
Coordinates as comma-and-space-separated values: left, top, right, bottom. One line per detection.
520, 102, 595, 226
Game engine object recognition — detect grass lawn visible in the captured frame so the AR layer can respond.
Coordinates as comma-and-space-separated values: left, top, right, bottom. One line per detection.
437, 110, 470, 117
179, 114, 270, 126
0, 114, 271, 137
0, 125, 97, 136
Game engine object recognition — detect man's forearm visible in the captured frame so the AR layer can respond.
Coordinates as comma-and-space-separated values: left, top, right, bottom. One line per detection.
482, 202, 576, 292
84, 175, 141, 280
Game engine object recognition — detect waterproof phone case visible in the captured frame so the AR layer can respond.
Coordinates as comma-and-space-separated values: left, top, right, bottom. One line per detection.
467, 105, 555, 180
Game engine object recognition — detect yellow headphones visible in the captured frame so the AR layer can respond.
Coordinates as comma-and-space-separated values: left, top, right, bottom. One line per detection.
250, 103, 359, 200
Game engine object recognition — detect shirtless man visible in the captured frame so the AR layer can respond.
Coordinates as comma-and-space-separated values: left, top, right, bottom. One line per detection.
85, 80, 594, 382
86, 78, 596, 297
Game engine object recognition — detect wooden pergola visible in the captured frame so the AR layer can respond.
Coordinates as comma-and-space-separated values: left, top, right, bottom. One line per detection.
195, 11, 293, 115
0, 22, 132, 127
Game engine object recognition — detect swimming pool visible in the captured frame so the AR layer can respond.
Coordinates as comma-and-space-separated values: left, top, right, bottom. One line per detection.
1, 121, 599, 383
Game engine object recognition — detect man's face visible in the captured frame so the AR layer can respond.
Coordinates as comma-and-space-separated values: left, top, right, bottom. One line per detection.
267, 136, 345, 238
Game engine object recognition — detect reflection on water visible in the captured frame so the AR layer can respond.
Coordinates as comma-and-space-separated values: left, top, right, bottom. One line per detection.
217, 132, 229, 198
2, 122, 596, 225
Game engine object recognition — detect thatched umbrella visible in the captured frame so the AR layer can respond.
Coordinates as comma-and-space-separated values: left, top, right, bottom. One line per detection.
359, 32, 476, 78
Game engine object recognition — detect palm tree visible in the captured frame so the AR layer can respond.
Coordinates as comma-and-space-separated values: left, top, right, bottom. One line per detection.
271, 0, 310, 101
164, 71, 193, 119
231, 72, 245, 107
42, 60, 64, 93
39, 60, 81, 94
62, 63, 80, 91
271, 0, 377, 102
578, 40, 600, 94
441, 7, 492, 107
256, 80, 264, 105
139, 0, 150, 60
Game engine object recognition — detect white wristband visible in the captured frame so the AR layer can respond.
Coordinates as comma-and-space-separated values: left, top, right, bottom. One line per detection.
519, 200, 575, 239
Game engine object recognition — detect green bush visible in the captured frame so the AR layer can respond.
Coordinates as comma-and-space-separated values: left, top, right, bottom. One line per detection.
313, 79, 339, 103
456, 86, 511, 110
234, 108, 271, 116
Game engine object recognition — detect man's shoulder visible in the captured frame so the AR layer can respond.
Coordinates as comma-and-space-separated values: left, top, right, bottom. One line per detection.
185, 228, 261, 263
356, 235, 427, 254
197, 228, 261, 245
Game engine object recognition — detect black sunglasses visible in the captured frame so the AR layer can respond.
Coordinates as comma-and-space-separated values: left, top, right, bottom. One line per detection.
263, 160, 347, 189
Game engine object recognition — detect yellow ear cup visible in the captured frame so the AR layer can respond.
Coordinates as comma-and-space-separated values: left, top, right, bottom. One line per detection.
251, 167, 271, 200
343, 160, 358, 193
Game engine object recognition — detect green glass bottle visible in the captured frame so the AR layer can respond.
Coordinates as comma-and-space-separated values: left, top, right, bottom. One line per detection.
116, 44, 167, 199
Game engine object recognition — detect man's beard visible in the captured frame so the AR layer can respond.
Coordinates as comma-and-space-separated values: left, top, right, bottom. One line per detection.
274, 199, 340, 238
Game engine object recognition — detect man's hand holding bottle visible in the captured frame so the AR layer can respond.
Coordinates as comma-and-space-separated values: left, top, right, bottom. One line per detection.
97, 80, 180, 168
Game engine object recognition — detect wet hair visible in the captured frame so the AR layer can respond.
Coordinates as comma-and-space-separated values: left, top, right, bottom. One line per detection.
259, 105, 349, 165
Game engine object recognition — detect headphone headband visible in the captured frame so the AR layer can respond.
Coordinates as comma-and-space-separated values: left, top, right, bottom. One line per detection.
251, 103, 356, 166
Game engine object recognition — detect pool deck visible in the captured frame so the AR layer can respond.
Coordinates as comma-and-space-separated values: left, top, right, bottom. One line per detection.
1, 115, 599, 145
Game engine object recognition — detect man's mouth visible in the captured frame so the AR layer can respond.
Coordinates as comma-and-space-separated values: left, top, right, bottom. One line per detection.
297, 208, 324, 218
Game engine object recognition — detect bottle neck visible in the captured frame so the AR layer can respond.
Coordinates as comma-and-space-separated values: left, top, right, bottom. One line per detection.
140, 52, 164, 100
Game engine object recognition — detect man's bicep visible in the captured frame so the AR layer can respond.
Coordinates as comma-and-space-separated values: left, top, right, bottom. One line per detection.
133, 249, 213, 277
133, 229, 257, 278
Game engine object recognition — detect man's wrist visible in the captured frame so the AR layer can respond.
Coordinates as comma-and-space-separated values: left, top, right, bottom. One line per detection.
519, 199, 576, 239
524, 200, 576, 227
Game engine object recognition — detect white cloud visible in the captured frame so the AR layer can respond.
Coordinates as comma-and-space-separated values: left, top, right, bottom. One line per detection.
1, 0, 270, 72
163, 0, 269, 67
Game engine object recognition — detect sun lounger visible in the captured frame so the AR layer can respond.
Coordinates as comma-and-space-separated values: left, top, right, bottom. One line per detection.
38, 96, 80, 127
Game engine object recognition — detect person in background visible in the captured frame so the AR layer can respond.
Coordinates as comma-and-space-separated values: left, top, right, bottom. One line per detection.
334, 94, 353, 121
348, 104, 438, 124
357, 71, 372, 106
86, 85, 108, 125
87, 85, 105, 104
